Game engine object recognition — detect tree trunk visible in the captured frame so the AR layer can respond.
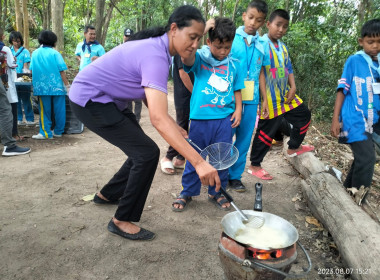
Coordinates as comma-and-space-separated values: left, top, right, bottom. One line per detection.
101, 0, 116, 44
231, 0, 239, 23
22, 0, 29, 49
203, 0, 208, 45
0, 0, 2, 27
95, 0, 119, 45
42, 0, 47, 29
219, 0, 223, 17
2, 0, 7, 29
95, 0, 105, 43
85, 0, 91, 25
42, 0, 51, 30
358, 0, 370, 30
51, 0, 64, 52
14, 0, 23, 33
282, 138, 380, 280
301, 176, 380, 280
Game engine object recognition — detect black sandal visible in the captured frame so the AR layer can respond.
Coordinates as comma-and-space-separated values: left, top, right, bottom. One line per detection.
172, 194, 192, 212
208, 192, 231, 211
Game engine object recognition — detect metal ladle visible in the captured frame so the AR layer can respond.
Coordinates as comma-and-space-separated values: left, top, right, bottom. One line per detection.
220, 188, 265, 228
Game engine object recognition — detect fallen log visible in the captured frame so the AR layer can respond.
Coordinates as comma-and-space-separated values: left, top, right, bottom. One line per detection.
283, 138, 380, 280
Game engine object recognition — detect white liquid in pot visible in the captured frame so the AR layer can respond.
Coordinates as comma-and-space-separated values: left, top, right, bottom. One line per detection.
235, 226, 289, 249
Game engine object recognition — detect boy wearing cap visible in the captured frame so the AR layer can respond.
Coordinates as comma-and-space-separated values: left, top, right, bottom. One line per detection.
123, 28, 134, 42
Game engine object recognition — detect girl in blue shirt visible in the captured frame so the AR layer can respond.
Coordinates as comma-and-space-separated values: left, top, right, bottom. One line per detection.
9, 31, 34, 125
30, 30, 69, 139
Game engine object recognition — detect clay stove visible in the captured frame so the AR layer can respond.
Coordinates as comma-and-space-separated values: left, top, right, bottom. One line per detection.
218, 232, 297, 280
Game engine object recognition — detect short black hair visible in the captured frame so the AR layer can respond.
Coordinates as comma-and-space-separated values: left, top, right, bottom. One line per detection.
209, 17, 236, 43
9, 31, 24, 46
38, 30, 57, 47
269, 9, 290, 22
84, 25, 96, 33
361, 19, 380, 38
247, 0, 268, 16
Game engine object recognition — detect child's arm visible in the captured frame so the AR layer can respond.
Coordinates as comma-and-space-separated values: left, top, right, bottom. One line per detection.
259, 67, 269, 118
179, 69, 193, 93
60, 71, 70, 92
231, 90, 242, 128
285, 73, 296, 104
204, 18, 215, 35
330, 89, 345, 137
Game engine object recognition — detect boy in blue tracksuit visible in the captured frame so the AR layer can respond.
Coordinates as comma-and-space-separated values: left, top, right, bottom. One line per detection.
331, 19, 380, 191
228, 0, 270, 192
172, 17, 244, 212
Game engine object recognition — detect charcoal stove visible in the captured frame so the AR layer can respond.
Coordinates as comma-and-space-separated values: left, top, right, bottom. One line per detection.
219, 210, 311, 279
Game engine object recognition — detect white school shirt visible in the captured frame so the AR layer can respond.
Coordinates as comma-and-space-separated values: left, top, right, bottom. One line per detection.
3, 46, 18, 103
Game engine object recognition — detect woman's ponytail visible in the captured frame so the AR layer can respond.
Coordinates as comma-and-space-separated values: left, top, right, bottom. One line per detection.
128, 5, 204, 41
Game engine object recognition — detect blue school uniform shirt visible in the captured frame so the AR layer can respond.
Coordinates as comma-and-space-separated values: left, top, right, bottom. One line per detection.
30, 46, 68, 96
337, 53, 380, 143
184, 47, 245, 120
10, 46, 31, 73
75, 41, 106, 71
230, 26, 270, 105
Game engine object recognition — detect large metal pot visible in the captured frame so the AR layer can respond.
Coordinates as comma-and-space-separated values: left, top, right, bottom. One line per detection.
221, 210, 299, 250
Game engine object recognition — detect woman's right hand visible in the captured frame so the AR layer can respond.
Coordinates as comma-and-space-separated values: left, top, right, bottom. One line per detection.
194, 161, 221, 191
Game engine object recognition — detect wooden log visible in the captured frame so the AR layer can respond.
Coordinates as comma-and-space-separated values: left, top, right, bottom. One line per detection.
301, 175, 380, 280
282, 137, 380, 279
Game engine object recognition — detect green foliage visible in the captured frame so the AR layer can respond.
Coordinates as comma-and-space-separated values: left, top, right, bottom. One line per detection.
5, 0, 377, 122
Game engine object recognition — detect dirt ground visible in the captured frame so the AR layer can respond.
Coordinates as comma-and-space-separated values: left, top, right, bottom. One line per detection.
2, 89, 373, 280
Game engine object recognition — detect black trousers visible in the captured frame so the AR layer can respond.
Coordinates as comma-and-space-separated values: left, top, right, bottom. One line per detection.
165, 108, 190, 161
344, 134, 376, 189
250, 103, 311, 166
70, 101, 160, 222
11, 102, 18, 136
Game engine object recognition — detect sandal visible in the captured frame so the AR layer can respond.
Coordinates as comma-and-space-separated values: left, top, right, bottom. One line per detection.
208, 192, 231, 211
172, 194, 192, 212
160, 158, 175, 175
247, 168, 273, 180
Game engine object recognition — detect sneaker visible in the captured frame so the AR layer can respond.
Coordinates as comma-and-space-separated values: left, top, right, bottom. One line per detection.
53, 132, 62, 138
2, 145, 31, 156
17, 120, 25, 125
25, 121, 36, 125
32, 133, 52, 140
228, 179, 246, 192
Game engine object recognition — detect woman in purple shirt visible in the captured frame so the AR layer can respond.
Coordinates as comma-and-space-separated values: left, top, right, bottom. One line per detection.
69, 5, 221, 241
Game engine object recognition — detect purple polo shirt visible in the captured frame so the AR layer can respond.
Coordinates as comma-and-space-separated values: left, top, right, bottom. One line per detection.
69, 33, 171, 110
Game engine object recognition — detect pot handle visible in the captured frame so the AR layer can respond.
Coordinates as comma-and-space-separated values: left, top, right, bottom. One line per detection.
243, 241, 312, 279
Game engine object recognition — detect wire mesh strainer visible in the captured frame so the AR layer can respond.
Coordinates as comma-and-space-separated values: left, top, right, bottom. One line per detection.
187, 139, 239, 170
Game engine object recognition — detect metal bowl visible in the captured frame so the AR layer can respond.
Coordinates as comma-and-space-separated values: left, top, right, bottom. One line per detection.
221, 210, 299, 250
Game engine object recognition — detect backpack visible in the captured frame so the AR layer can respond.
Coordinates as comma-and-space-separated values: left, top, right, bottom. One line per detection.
0, 45, 8, 88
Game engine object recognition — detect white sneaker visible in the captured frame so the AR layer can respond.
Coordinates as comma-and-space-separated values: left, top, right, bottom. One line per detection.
25, 121, 36, 125
53, 132, 62, 138
17, 121, 25, 125
32, 133, 52, 140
